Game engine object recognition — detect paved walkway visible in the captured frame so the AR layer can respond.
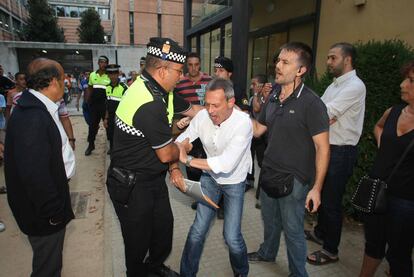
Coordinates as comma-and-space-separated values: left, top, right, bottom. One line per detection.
0, 103, 389, 276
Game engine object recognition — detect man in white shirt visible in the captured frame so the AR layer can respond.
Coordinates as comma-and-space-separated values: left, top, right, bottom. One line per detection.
306, 42, 366, 265
173, 78, 252, 277
5, 58, 75, 277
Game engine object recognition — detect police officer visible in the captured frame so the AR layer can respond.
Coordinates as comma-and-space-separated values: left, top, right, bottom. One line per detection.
104, 64, 127, 155
85, 55, 110, 156
107, 37, 200, 277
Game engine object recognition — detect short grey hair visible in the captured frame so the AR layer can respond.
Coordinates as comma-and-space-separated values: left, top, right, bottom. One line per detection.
206, 78, 234, 100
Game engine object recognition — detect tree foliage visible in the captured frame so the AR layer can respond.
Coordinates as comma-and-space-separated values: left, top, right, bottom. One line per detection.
77, 8, 106, 44
21, 0, 64, 42
310, 40, 414, 217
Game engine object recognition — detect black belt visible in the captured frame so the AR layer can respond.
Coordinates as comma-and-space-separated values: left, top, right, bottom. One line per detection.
109, 166, 162, 183
330, 144, 356, 150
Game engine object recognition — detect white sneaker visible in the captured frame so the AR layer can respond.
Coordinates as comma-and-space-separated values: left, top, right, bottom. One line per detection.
0, 221, 5, 232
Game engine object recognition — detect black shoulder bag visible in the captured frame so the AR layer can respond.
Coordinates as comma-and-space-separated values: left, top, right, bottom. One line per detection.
351, 138, 414, 214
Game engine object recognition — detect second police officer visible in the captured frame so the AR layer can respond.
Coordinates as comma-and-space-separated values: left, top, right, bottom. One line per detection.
104, 64, 128, 155
85, 55, 111, 156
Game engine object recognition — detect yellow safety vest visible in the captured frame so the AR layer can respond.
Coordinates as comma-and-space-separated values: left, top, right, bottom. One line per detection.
115, 76, 174, 136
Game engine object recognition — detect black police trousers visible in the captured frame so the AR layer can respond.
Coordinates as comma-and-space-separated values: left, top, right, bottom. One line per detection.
106, 111, 116, 148
109, 173, 173, 277
87, 101, 106, 144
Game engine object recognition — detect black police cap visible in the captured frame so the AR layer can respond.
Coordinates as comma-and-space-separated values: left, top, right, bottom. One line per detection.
106, 64, 120, 73
214, 56, 233, 73
146, 37, 187, 64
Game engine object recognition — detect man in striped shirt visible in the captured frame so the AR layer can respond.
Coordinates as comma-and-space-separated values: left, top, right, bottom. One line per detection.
174, 52, 212, 106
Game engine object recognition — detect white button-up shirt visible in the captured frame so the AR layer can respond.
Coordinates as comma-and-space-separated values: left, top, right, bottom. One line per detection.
321, 70, 366, 146
176, 108, 252, 185
29, 89, 76, 178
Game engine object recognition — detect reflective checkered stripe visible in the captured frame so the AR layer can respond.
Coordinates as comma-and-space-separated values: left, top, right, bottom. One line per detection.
115, 117, 144, 137
147, 46, 186, 64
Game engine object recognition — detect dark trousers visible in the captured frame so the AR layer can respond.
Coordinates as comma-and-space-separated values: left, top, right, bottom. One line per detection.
386, 196, 414, 277
82, 101, 91, 126
249, 136, 266, 199
28, 227, 66, 277
110, 174, 174, 277
314, 145, 358, 255
87, 101, 106, 144
106, 111, 116, 149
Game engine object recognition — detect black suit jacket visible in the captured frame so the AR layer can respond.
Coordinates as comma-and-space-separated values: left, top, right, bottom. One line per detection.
4, 90, 74, 236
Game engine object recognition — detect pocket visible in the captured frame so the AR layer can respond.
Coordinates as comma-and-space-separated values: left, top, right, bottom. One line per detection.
106, 174, 135, 205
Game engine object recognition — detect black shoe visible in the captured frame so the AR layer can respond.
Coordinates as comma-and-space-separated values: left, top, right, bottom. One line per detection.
85, 143, 95, 156
191, 201, 197, 210
217, 208, 224, 220
149, 264, 180, 277
247, 252, 274, 263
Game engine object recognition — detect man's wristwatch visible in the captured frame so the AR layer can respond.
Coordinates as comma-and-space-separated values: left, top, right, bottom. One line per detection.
185, 155, 194, 167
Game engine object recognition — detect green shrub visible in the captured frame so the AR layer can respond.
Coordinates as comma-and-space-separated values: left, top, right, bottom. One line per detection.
310, 40, 414, 216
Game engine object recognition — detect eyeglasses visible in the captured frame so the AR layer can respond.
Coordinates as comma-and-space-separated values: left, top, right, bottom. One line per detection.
166, 66, 184, 75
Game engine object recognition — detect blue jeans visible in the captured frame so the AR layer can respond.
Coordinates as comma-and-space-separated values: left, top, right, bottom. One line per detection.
386, 196, 414, 277
258, 178, 309, 277
180, 173, 249, 277
314, 145, 357, 255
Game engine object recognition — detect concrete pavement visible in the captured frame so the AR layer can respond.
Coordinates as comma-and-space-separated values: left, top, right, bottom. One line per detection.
0, 103, 389, 276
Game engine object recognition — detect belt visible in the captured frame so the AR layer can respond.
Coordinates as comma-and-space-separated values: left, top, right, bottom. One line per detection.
330, 144, 357, 150
109, 166, 163, 183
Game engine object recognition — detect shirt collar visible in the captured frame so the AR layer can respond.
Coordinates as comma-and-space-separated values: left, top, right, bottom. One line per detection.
333, 70, 356, 87
274, 82, 305, 102
28, 89, 59, 114
141, 70, 168, 96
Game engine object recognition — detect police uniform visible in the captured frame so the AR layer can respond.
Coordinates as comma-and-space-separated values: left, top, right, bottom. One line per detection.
86, 56, 110, 155
105, 64, 128, 152
106, 37, 190, 276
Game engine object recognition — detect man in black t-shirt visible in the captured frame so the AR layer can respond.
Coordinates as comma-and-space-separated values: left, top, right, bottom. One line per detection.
107, 37, 201, 277
248, 42, 330, 277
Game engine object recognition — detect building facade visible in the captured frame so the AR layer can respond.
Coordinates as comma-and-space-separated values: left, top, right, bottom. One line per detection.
0, 0, 28, 41
49, 0, 112, 43
184, 0, 414, 99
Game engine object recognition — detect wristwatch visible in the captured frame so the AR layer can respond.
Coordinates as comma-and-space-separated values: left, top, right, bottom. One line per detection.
185, 155, 194, 167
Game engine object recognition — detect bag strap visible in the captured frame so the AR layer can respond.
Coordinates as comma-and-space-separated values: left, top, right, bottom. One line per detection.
386, 137, 414, 183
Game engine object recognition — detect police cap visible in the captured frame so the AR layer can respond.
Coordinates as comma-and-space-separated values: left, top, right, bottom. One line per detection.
106, 64, 120, 73
146, 37, 187, 64
214, 56, 233, 73
98, 55, 109, 63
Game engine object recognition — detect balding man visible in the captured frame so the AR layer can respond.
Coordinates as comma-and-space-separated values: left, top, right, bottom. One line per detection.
5, 58, 75, 277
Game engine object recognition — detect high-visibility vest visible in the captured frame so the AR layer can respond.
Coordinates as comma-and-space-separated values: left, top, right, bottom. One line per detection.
106, 82, 128, 102
115, 76, 174, 136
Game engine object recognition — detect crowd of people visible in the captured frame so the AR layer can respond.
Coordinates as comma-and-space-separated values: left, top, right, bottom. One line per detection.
0, 36, 413, 277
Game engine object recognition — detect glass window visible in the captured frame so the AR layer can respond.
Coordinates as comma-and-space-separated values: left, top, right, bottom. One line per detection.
252, 36, 268, 78
191, 37, 197, 53
251, 32, 288, 79
224, 22, 232, 57
98, 8, 109, 20
69, 6, 79, 18
210, 28, 221, 73
191, 0, 232, 27
78, 7, 87, 16
129, 12, 134, 45
200, 32, 211, 75
56, 6, 67, 17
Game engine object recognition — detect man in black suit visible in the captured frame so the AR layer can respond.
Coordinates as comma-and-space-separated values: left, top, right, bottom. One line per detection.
4, 58, 76, 277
